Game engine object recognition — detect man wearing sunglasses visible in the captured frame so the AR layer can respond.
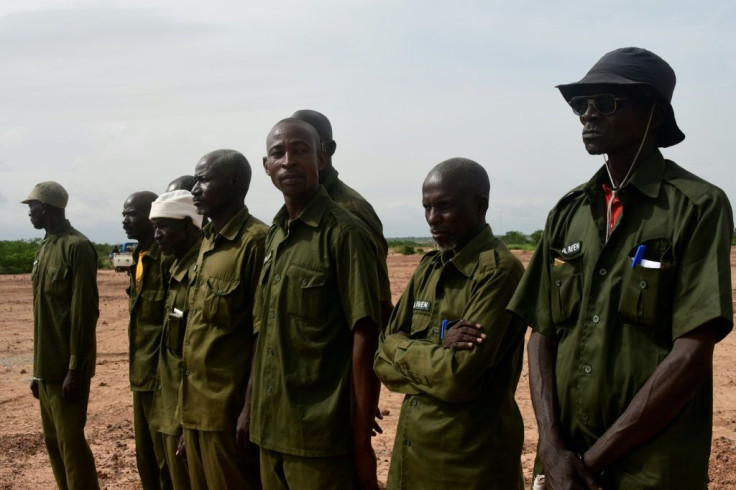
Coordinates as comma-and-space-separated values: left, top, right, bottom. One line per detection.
508, 48, 733, 489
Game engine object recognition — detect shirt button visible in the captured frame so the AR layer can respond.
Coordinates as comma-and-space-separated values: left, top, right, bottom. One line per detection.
411, 399, 418, 407
185, 340, 190, 346
268, 311, 275, 319
580, 412, 589, 422
301, 279, 307, 286
199, 280, 204, 286
555, 279, 562, 287
584, 365, 592, 374
217, 289, 223, 294
266, 385, 272, 393
432, 327, 438, 334
592, 315, 600, 324
640, 281, 647, 289
406, 439, 412, 447
599, 268, 607, 276
184, 370, 190, 376
157, 384, 162, 390
274, 274, 281, 283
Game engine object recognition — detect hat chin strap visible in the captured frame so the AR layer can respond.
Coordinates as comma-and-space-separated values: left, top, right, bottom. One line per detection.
603, 103, 656, 242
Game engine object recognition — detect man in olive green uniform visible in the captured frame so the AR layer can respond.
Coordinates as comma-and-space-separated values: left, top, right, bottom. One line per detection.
23, 181, 99, 490
508, 48, 733, 489
181, 149, 267, 489
149, 190, 204, 490
374, 159, 526, 489
291, 110, 392, 325
248, 118, 382, 489
122, 191, 173, 490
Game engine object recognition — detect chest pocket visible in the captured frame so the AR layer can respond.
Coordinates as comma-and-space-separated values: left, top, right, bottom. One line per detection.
549, 249, 583, 326
286, 264, 328, 325
166, 316, 185, 353
203, 277, 241, 327
138, 289, 165, 322
44, 264, 70, 296
618, 239, 676, 338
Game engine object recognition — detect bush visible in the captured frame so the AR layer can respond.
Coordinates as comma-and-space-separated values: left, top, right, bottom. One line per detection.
398, 244, 416, 255
0, 239, 116, 274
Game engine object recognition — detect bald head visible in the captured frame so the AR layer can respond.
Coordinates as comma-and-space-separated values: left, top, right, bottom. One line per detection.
425, 158, 490, 204
122, 191, 158, 244
292, 110, 333, 142
267, 118, 323, 149
167, 175, 195, 192
422, 158, 490, 251
198, 149, 252, 197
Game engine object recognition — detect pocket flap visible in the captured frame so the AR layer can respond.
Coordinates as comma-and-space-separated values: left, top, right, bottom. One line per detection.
207, 277, 240, 296
288, 265, 327, 289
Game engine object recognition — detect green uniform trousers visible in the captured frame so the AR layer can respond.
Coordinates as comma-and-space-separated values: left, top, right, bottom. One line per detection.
162, 433, 190, 490
38, 379, 98, 490
133, 390, 171, 490
183, 428, 261, 490
259, 448, 356, 490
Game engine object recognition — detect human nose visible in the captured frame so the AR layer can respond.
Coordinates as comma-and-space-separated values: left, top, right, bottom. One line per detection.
579, 99, 600, 120
191, 182, 201, 196
282, 150, 297, 167
153, 227, 162, 241
426, 207, 439, 226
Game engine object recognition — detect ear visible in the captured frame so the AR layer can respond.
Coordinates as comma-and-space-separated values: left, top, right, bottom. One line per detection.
262, 156, 270, 175
325, 139, 337, 157
317, 150, 327, 172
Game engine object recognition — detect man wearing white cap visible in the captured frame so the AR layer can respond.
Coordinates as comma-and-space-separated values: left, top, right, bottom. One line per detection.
148, 190, 203, 490
22, 181, 100, 490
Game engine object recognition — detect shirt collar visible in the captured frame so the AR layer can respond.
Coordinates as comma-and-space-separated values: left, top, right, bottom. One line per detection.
321, 167, 339, 193
439, 224, 496, 278
274, 186, 331, 230
170, 236, 202, 282
205, 206, 251, 241
585, 149, 665, 200
135, 240, 160, 261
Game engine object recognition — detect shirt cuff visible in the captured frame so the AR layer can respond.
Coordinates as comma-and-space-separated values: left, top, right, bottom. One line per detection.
68, 354, 79, 370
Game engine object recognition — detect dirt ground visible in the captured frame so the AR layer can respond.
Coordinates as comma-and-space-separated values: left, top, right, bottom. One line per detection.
1, 249, 735, 489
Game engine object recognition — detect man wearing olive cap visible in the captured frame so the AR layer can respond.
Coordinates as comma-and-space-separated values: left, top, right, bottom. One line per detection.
22, 181, 100, 489
148, 190, 203, 490
508, 48, 733, 489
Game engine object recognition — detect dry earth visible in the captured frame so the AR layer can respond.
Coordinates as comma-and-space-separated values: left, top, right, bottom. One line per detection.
1, 249, 735, 488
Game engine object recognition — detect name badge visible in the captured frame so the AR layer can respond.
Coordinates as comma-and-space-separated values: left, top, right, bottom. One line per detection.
560, 241, 582, 259
413, 300, 431, 312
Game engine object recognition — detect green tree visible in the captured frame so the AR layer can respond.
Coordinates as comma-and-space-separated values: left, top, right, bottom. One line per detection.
530, 230, 544, 246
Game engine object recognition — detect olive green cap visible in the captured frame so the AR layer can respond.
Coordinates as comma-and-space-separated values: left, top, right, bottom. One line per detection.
21, 181, 69, 209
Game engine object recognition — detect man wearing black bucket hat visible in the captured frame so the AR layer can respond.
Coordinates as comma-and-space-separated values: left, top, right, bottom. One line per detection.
508, 47, 733, 489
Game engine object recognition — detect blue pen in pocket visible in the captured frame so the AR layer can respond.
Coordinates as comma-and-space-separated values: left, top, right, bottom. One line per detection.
440, 319, 449, 340
631, 244, 646, 268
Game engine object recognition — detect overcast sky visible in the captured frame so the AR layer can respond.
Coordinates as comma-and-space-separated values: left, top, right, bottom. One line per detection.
2, 0, 734, 243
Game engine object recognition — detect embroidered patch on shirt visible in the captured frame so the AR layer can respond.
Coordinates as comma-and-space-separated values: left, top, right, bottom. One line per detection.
560, 241, 582, 259
413, 300, 431, 312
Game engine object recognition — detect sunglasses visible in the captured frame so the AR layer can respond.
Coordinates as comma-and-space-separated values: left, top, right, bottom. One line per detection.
567, 94, 635, 116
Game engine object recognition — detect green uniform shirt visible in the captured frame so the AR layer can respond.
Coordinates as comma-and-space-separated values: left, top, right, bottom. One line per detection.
150, 237, 202, 436
250, 187, 381, 457
323, 167, 391, 303
31, 220, 98, 380
508, 151, 734, 489
128, 241, 171, 391
179, 207, 267, 431
375, 225, 525, 489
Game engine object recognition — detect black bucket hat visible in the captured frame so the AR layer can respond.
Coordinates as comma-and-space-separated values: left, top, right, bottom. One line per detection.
556, 47, 685, 147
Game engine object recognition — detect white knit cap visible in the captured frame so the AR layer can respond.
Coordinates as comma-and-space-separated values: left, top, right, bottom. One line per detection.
149, 190, 203, 229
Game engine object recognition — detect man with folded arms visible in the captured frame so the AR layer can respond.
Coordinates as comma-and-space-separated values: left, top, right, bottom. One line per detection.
374, 159, 526, 489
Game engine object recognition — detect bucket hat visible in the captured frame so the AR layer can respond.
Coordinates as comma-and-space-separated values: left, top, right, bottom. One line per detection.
557, 47, 685, 147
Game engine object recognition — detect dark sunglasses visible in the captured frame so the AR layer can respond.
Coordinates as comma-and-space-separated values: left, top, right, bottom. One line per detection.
567, 94, 635, 116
